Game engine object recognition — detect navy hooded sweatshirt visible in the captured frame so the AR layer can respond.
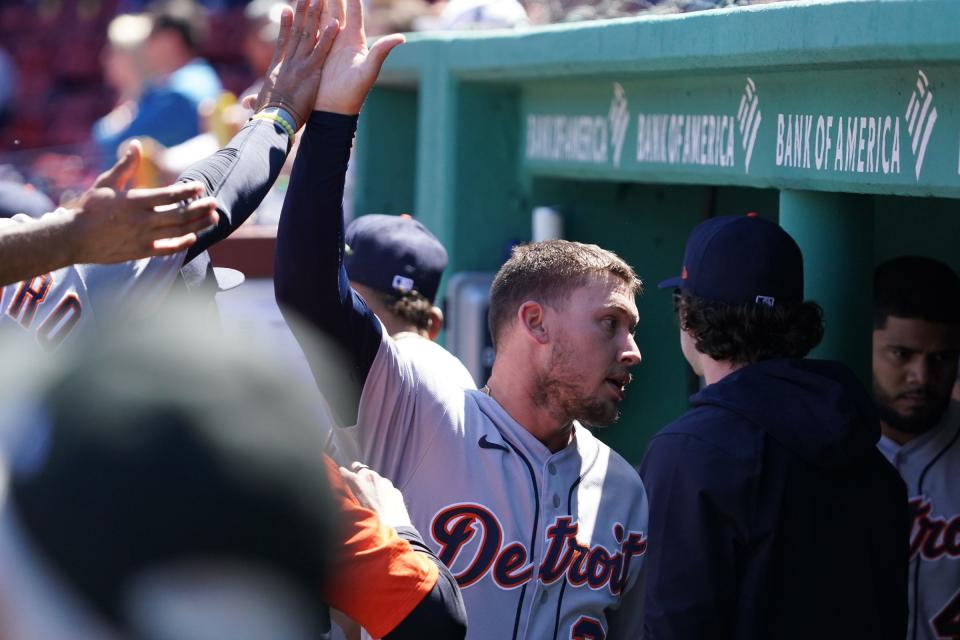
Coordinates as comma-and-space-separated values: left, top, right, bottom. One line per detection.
639, 358, 908, 640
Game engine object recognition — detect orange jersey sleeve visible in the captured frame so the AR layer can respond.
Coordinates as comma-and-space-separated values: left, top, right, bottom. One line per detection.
322, 456, 439, 638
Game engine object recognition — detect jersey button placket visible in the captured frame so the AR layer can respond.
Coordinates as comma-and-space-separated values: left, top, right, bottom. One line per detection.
546, 459, 562, 512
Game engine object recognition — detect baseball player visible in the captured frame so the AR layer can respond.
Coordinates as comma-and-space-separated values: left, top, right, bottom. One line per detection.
640, 215, 907, 640
344, 213, 475, 389
0, 0, 340, 349
1, 5, 467, 638
273, 0, 648, 636
874, 256, 960, 640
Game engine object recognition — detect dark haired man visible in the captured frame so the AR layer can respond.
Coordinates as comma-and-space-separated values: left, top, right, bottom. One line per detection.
639, 214, 907, 640
873, 256, 960, 640
344, 213, 475, 389
272, 0, 650, 631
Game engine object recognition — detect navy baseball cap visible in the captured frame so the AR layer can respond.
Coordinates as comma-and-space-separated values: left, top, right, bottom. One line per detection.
345, 214, 448, 303
658, 214, 804, 307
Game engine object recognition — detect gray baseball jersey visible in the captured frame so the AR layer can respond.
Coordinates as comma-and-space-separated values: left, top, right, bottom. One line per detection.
0, 213, 183, 348
879, 401, 960, 640
391, 331, 477, 390
340, 335, 648, 640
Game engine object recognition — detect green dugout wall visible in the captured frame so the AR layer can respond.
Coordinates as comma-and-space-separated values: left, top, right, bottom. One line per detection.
353, 0, 960, 465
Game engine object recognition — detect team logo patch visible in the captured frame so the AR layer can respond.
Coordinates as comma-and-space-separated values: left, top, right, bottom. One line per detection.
392, 275, 415, 294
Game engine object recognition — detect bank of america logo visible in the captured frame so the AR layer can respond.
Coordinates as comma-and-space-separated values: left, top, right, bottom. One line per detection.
737, 78, 762, 174
906, 70, 938, 180
608, 83, 629, 168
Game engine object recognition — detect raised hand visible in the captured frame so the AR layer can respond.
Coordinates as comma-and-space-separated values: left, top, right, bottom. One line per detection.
312, 0, 406, 115
254, 0, 341, 129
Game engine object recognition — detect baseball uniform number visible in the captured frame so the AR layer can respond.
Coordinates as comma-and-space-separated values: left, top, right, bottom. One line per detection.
933, 589, 960, 637
570, 615, 605, 640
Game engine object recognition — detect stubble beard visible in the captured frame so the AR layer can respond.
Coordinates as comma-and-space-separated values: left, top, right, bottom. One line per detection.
873, 382, 949, 436
532, 342, 620, 428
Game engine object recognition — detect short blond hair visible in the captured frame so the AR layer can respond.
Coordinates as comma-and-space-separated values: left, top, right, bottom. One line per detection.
488, 240, 642, 348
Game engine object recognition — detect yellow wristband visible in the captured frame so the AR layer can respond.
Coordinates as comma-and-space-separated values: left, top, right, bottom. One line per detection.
252, 112, 296, 142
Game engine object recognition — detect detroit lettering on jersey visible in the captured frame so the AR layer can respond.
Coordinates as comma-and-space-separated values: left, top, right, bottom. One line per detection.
432, 504, 647, 594
3, 273, 83, 349
909, 495, 960, 637
910, 496, 960, 561
1, 248, 183, 350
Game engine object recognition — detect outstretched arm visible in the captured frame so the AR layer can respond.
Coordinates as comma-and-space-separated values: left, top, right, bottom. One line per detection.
274, 110, 379, 426
178, 118, 290, 263
0, 143, 216, 287
178, 0, 340, 262
274, 0, 404, 425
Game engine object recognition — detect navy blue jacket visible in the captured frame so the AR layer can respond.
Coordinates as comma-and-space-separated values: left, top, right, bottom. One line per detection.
639, 358, 908, 640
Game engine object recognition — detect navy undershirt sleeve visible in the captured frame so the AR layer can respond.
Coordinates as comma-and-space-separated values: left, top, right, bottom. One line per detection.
274, 111, 383, 426
176, 117, 292, 263
388, 526, 467, 639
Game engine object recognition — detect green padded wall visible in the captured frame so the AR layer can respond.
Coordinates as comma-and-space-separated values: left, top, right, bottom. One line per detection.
354, 0, 960, 463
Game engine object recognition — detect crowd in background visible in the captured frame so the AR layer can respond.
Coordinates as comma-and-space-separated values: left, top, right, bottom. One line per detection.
0, 0, 783, 210
0, 1, 956, 638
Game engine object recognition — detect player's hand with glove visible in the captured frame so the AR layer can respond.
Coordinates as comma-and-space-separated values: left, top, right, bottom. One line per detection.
310, 0, 406, 115
248, 0, 342, 130
339, 462, 413, 529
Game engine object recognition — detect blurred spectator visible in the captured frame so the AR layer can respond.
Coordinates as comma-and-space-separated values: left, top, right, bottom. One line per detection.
367, 0, 432, 35
91, 12, 200, 169
159, 0, 292, 176
432, 0, 530, 30
145, 0, 292, 204
101, 14, 153, 105
145, 0, 223, 109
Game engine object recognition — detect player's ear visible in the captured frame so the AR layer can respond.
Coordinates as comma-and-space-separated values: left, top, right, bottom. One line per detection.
517, 301, 549, 345
426, 306, 443, 341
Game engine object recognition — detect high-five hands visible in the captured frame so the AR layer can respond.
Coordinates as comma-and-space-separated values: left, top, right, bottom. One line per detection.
244, 0, 404, 119
311, 0, 406, 115
253, 0, 341, 128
